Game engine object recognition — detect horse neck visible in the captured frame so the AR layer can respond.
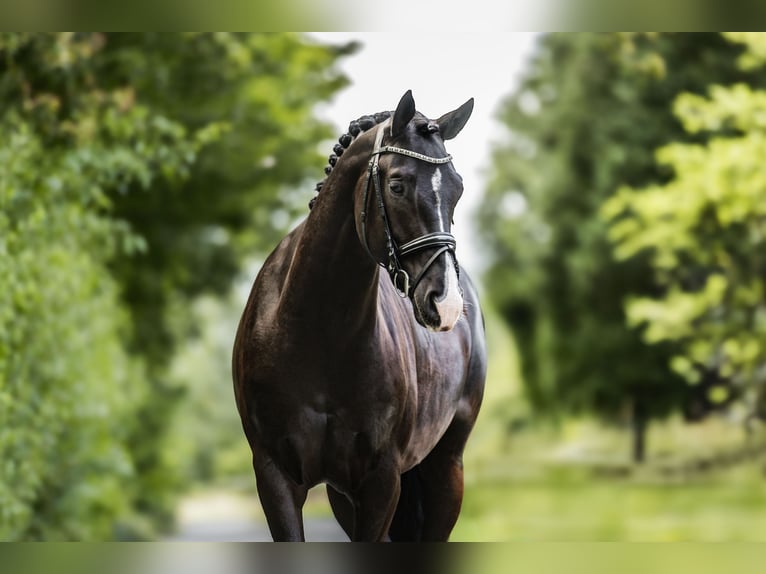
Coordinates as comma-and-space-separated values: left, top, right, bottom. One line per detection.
278, 144, 380, 335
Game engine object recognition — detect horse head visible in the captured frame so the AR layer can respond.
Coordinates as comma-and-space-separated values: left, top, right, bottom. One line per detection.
353, 90, 474, 332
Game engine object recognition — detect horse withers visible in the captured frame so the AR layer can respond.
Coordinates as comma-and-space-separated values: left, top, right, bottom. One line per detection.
232, 91, 487, 541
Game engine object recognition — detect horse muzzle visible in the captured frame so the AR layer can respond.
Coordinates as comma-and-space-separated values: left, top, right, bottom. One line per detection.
413, 255, 463, 332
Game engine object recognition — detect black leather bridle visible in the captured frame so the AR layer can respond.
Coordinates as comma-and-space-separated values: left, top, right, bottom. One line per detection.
359, 120, 460, 299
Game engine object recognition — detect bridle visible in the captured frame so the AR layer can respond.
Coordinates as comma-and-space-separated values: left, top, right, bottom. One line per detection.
359, 120, 460, 299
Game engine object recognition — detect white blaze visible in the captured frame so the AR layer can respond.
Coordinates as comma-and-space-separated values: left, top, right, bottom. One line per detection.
431, 167, 444, 231
434, 260, 462, 331
429, 166, 462, 330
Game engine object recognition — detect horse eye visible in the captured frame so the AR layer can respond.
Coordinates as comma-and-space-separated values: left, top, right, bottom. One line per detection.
389, 180, 404, 195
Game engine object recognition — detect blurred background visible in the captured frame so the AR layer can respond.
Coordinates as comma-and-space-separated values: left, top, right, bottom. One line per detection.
2, 32, 766, 542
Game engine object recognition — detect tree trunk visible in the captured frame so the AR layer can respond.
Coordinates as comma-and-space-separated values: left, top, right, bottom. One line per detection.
632, 401, 648, 464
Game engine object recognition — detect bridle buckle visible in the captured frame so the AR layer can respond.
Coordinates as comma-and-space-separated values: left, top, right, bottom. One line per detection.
393, 269, 410, 298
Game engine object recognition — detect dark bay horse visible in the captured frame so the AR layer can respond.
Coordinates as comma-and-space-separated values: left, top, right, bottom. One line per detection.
232, 91, 487, 541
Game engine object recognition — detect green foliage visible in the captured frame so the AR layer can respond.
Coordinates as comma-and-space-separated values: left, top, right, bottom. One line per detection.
455, 463, 766, 541
165, 294, 254, 486
0, 33, 192, 538
101, 33, 354, 365
603, 33, 766, 417
479, 34, 764, 457
0, 33, 350, 539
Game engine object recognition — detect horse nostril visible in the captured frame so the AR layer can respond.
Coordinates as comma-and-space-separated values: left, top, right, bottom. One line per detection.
427, 290, 446, 316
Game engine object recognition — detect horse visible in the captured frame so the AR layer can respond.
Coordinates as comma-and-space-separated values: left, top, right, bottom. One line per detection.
232, 90, 487, 541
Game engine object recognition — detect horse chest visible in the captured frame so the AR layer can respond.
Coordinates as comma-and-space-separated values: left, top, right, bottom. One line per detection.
242, 325, 422, 484
249, 380, 408, 489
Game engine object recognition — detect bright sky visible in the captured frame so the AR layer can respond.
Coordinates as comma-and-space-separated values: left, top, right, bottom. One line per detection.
308, 33, 539, 277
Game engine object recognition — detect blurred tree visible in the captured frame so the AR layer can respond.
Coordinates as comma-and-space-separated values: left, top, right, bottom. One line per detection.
479, 33, 764, 462
0, 33, 350, 539
0, 32, 200, 540
100, 33, 354, 365
603, 33, 766, 431
94, 33, 353, 529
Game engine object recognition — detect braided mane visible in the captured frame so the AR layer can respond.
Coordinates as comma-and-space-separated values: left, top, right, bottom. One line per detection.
309, 111, 392, 209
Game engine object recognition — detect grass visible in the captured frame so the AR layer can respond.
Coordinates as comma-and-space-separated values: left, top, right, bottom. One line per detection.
454, 463, 766, 541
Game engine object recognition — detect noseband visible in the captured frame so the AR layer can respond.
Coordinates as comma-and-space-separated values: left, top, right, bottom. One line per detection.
360, 121, 460, 299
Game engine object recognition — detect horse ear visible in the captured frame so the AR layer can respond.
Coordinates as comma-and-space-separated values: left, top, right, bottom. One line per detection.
391, 90, 416, 138
436, 98, 474, 140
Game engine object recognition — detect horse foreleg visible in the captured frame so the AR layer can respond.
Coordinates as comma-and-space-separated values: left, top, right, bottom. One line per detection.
326, 485, 353, 540
253, 453, 308, 541
418, 454, 464, 540
350, 463, 401, 542
416, 420, 473, 541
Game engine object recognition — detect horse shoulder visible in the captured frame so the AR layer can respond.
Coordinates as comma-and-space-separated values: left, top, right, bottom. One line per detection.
233, 225, 306, 389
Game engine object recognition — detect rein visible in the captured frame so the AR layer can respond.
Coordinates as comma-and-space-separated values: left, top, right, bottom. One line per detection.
360, 120, 460, 299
